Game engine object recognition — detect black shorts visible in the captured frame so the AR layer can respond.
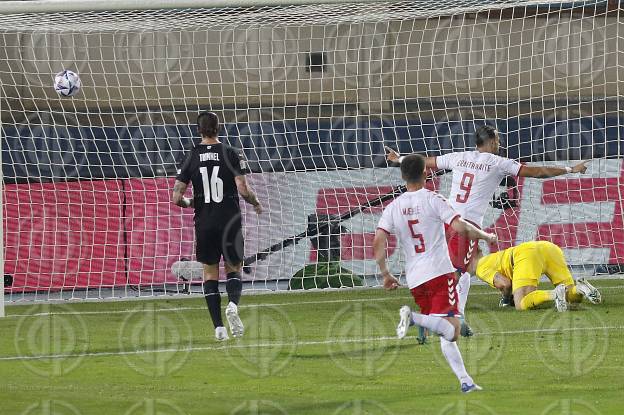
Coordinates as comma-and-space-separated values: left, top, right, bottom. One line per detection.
195, 218, 244, 265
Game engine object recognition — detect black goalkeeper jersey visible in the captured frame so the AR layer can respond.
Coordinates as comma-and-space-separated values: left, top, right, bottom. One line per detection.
175, 142, 249, 227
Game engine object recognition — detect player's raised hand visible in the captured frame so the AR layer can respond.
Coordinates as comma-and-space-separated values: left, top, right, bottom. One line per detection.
253, 203, 263, 215
384, 146, 400, 163
571, 160, 590, 174
382, 272, 400, 290
484, 233, 498, 244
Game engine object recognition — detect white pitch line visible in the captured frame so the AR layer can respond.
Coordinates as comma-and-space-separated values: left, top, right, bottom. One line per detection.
6, 284, 624, 319
0, 325, 621, 363
5, 296, 404, 318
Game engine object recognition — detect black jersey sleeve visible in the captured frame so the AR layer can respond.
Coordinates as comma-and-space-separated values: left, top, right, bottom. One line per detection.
228, 147, 250, 177
175, 149, 195, 184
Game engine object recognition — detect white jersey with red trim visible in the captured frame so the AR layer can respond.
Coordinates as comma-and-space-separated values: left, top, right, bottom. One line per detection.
436, 151, 522, 226
377, 188, 459, 289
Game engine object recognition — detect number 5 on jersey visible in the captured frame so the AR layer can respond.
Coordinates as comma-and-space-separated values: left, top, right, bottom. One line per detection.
407, 219, 426, 253
200, 166, 223, 203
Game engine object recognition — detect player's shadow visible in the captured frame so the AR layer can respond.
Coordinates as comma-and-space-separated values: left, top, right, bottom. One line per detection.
291, 340, 421, 360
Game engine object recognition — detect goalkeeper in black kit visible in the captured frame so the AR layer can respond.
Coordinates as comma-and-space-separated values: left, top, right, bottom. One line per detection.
172, 112, 262, 341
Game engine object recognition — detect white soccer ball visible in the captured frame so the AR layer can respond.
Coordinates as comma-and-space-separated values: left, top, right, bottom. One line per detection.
53, 70, 81, 97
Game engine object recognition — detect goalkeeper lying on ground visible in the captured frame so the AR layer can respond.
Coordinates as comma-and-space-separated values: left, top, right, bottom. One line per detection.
467, 241, 602, 311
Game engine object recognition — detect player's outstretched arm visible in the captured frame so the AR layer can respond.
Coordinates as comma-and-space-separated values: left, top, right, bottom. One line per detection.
373, 229, 400, 290
384, 146, 437, 169
450, 217, 497, 244
519, 160, 589, 178
235, 175, 262, 214
172, 180, 193, 208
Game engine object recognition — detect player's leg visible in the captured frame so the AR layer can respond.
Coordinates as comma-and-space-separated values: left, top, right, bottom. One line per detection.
445, 226, 477, 337
197, 224, 228, 340
436, 274, 480, 392
439, 316, 481, 393
203, 264, 228, 341
513, 284, 567, 312
456, 271, 473, 337
404, 274, 480, 392
455, 237, 478, 314
398, 278, 454, 340
541, 242, 602, 304
223, 216, 245, 337
512, 246, 567, 312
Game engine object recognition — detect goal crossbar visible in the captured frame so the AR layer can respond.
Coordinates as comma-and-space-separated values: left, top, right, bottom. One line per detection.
0, 0, 404, 14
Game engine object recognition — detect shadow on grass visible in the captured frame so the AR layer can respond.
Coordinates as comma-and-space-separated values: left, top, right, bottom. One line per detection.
290, 341, 425, 360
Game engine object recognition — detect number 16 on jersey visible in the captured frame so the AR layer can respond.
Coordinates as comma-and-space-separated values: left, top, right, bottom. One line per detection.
200, 166, 223, 203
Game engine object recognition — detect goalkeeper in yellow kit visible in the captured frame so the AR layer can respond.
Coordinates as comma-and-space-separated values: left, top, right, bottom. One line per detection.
469, 241, 602, 311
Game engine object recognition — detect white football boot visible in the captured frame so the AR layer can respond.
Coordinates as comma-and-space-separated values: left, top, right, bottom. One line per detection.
553, 284, 568, 312
396, 305, 412, 339
215, 326, 229, 341
575, 278, 602, 304
225, 302, 244, 338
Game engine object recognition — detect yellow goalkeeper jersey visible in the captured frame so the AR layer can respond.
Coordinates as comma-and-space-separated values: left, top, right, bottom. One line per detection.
476, 241, 573, 290
475, 245, 516, 288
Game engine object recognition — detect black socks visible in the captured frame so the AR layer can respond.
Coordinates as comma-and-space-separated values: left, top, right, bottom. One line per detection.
226, 272, 242, 305
203, 280, 223, 328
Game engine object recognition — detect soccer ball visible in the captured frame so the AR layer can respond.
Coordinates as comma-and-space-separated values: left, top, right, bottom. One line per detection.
53, 70, 81, 97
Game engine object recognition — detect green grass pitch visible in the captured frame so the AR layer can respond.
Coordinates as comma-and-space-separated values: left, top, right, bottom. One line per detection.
0, 280, 623, 414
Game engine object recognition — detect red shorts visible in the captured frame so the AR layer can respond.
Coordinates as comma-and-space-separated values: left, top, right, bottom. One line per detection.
410, 273, 459, 317
444, 222, 479, 272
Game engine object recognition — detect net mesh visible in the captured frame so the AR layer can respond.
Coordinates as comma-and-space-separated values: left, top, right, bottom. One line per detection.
0, 0, 621, 301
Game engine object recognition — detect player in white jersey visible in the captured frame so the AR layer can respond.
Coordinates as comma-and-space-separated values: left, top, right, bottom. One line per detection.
374, 154, 497, 393
387, 125, 589, 334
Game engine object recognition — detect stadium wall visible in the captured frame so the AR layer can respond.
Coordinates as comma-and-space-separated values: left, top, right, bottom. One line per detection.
0, 13, 618, 113
4, 159, 622, 292
2, 114, 621, 183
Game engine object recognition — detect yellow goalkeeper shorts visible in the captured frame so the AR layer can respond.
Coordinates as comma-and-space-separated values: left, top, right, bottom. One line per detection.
538, 241, 574, 287
511, 241, 574, 291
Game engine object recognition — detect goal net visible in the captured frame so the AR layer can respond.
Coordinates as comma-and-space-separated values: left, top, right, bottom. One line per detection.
0, 0, 621, 302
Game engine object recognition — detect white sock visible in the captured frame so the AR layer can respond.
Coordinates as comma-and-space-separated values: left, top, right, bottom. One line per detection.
410, 312, 455, 341
440, 337, 473, 385
457, 272, 471, 315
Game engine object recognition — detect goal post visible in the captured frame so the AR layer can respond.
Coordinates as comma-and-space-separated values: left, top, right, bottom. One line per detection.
0, 0, 621, 304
